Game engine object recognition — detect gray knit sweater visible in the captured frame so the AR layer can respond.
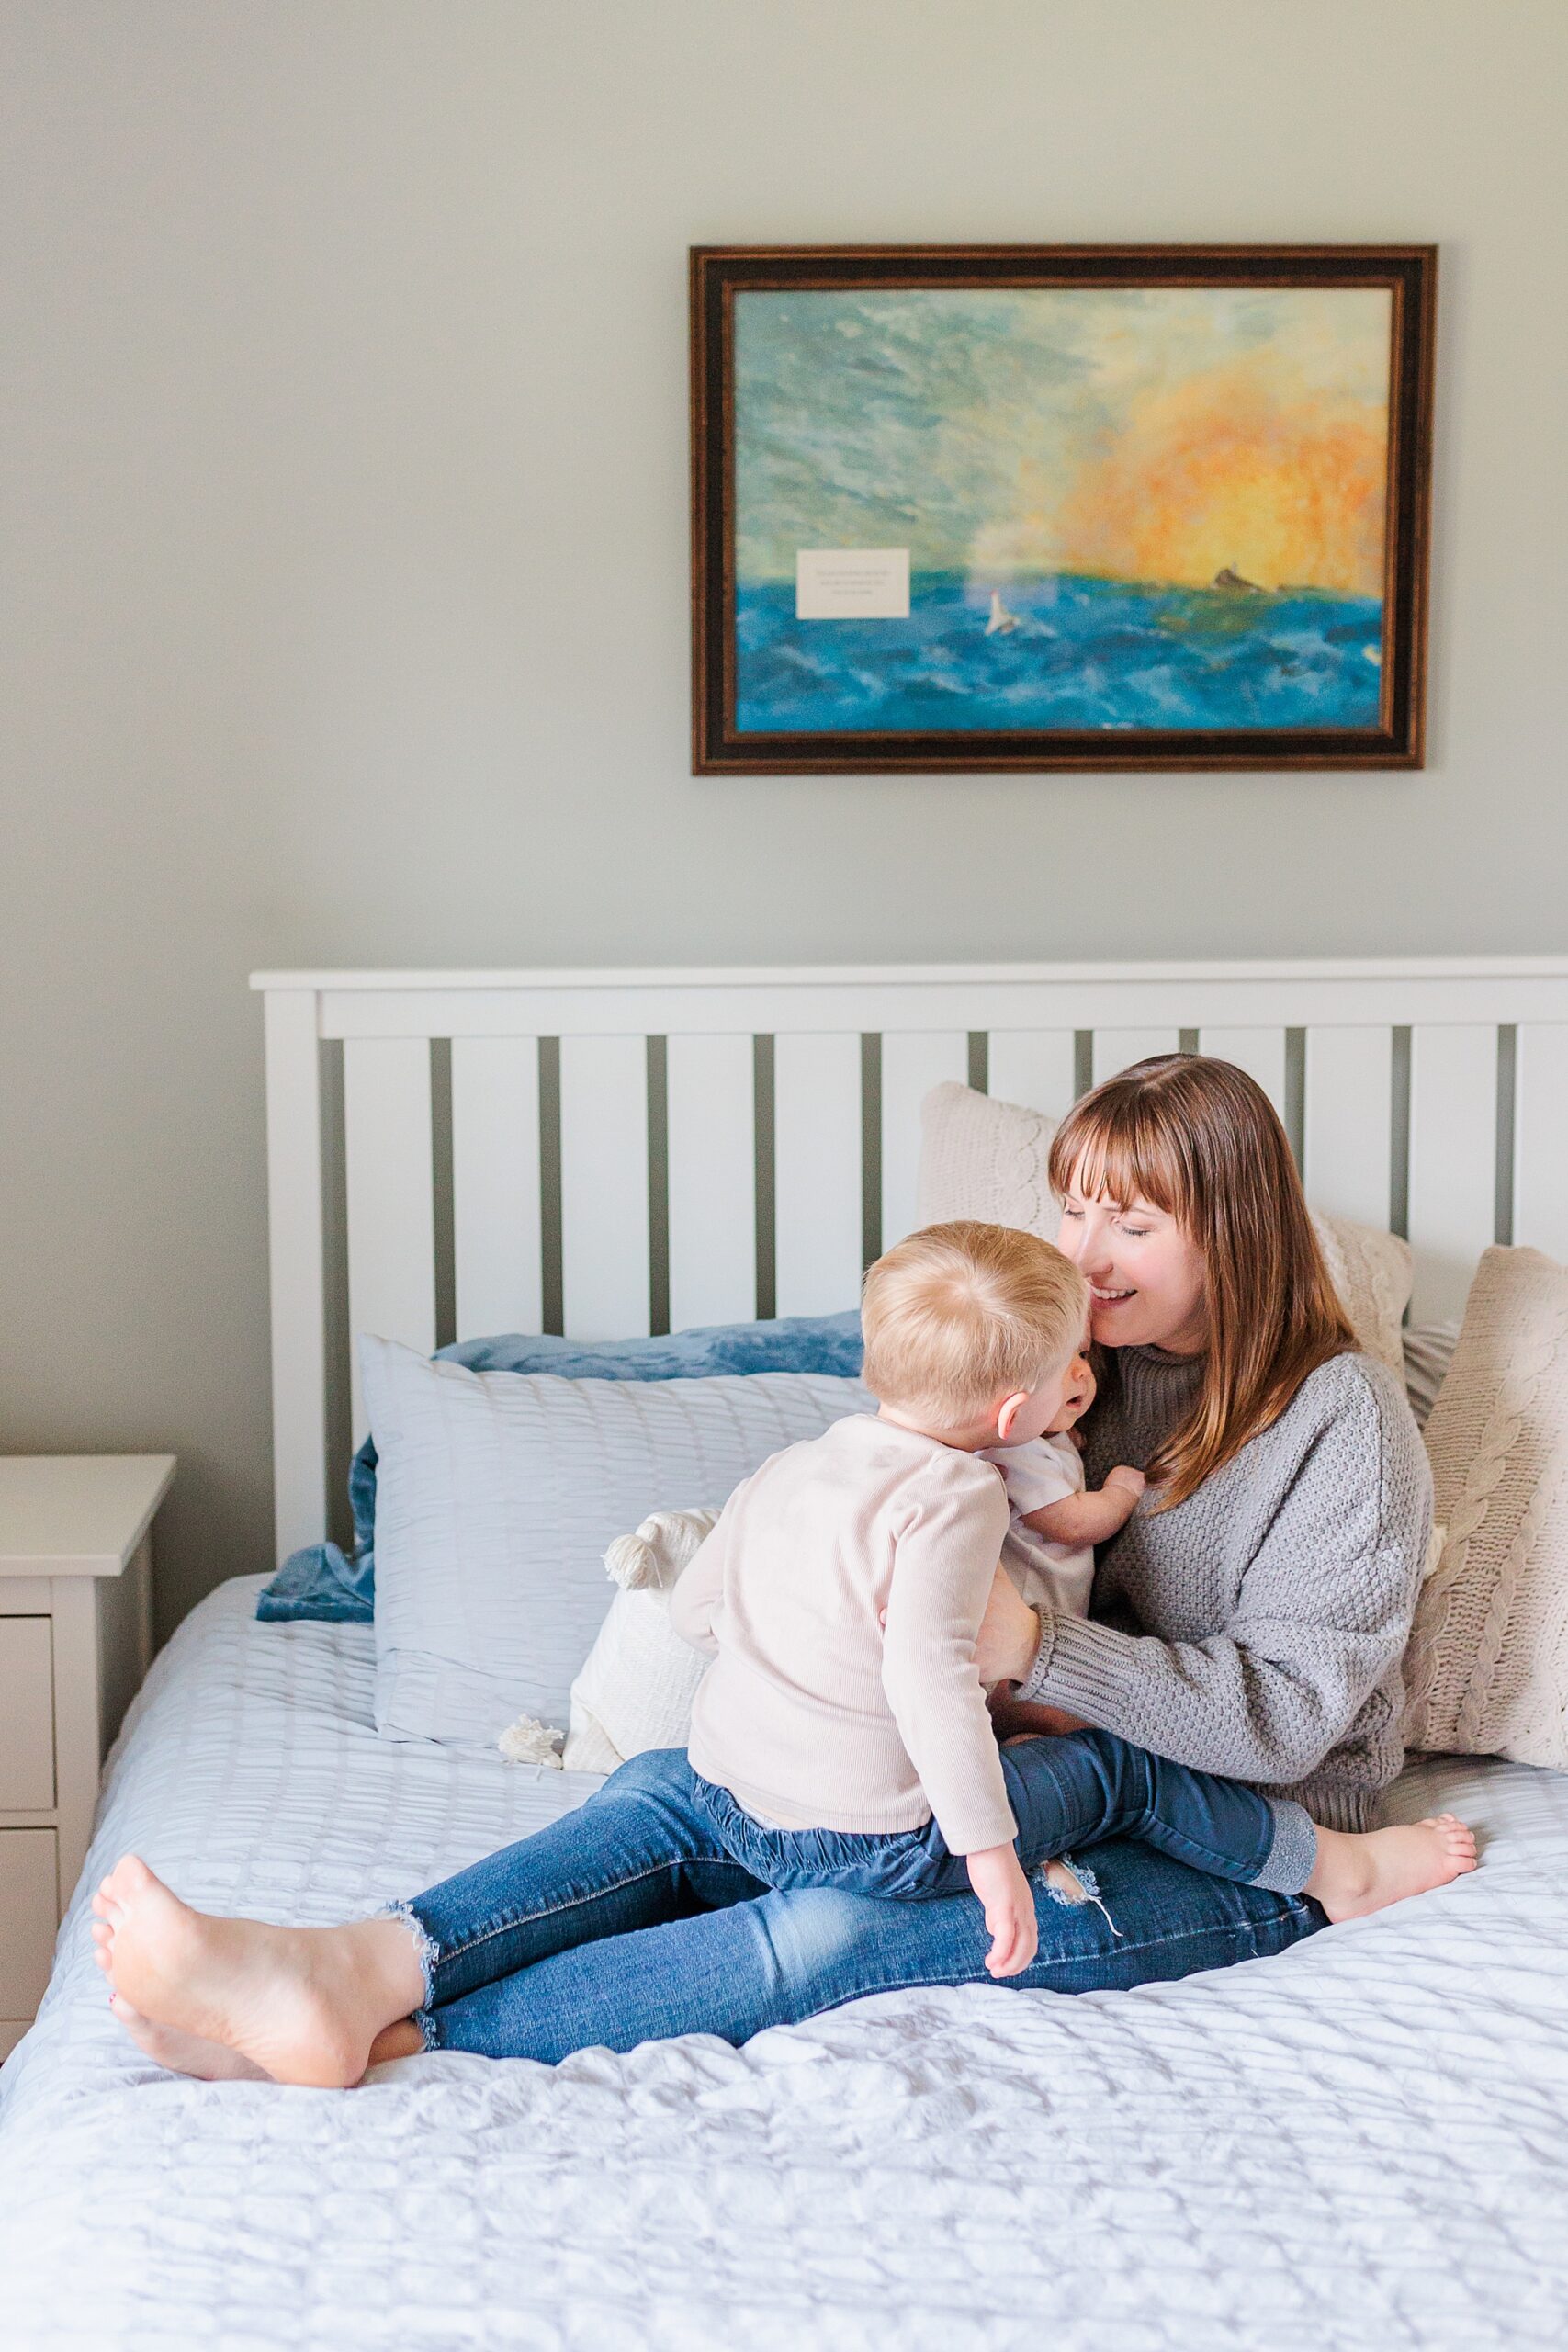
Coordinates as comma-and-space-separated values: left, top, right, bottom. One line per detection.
1019, 1345, 1432, 1832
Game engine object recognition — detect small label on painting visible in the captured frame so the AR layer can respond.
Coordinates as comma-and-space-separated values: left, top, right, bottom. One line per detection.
795, 548, 910, 619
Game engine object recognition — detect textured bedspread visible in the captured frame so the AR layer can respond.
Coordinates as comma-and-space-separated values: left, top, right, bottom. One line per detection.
4, 1579, 1567, 2350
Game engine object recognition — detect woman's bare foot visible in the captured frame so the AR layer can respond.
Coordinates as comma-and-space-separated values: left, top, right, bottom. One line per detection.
91, 1854, 426, 2088
367, 2018, 426, 2066
1305, 1814, 1477, 1923
109, 1992, 272, 2081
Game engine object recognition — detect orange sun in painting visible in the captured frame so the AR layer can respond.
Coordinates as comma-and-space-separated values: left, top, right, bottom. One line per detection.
1053, 356, 1390, 596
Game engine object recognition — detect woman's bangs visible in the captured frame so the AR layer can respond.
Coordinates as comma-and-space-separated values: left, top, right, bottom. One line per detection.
1047, 1092, 1192, 1224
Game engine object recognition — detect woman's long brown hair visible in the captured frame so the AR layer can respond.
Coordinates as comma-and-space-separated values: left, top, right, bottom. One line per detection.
1046, 1055, 1356, 1510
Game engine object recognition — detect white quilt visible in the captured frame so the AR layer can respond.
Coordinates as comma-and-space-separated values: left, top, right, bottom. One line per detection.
4, 1578, 1568, 2351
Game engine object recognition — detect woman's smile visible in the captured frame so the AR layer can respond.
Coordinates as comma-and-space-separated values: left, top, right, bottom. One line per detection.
1055, 1174, 1208, 1353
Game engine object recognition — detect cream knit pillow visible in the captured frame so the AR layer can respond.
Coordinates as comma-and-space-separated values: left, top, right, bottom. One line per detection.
916, 1080, 1058, 1233
915, 1081, 1413, 1374
558, 1508, 719, 1772
1403, 1247, 1568, 1766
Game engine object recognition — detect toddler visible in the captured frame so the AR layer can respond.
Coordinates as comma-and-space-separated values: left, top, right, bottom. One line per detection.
671, 1219, 1475, 1978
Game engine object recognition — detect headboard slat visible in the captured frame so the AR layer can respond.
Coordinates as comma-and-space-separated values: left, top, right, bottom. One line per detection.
343, 1038, 437, 1443
1302, 1027, 1395, 1231
1092, 1027, 1182, 1086
558, 1035, 651, 1340
1407, 1024, 1502, 1322
1195, 1026, 1289, 1122
1515, 1024, 1568, 1261
666, 1033, 758, 1331
451, 1036, 542, 1343
985, 1029, 1077, 1122
773, 1032, 863, 1319
263, 988, 328, 1561
879, 1031, 968, 1251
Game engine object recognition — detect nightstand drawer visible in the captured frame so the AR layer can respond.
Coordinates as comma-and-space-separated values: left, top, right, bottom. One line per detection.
0, 1830, 58, 2017
0, 1618, 55, 1808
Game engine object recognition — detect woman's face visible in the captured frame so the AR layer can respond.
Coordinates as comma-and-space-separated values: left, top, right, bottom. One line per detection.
1055, 1162, 1208, 1354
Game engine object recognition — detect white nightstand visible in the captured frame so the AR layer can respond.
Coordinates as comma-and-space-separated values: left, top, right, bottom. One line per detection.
0, 1454, 175, 2057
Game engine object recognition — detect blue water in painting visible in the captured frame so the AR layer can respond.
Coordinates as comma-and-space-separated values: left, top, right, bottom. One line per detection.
735, 572, 1383, 734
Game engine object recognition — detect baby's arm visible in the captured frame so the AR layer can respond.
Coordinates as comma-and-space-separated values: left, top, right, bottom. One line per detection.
1021, 1464, 1145, 1549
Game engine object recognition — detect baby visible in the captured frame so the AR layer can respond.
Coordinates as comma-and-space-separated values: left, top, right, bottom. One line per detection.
979, 1340, 1140, 1744
672, 1219, 1476, 1978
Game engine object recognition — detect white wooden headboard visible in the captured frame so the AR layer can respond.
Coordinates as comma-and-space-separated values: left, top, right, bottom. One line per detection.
252, 958, 1568, 1564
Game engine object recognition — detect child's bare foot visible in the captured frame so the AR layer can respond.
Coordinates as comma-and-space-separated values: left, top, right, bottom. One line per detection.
92, 1854, 426, 2088
1305, 1814, 1477, 1923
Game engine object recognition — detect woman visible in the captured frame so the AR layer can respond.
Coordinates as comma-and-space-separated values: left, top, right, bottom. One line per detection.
91, 1055, 1434, 2087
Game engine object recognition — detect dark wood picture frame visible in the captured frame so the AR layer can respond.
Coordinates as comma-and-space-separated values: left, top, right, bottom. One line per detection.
691, 244, 1435, 774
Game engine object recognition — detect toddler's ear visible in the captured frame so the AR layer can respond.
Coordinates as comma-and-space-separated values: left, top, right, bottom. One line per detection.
994, 1389, 1032, 1443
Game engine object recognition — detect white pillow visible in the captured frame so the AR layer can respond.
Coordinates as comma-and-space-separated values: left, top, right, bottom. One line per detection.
558, 1508, 720, 1772
916, 1080, 1414, 1375
1403, 1247, 1568, 1766
361, 1333, 873, 1747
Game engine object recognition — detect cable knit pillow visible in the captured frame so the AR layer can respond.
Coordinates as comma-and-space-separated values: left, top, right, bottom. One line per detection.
915, 1080, 1413, 1374
1404, 1247, 1568, 1766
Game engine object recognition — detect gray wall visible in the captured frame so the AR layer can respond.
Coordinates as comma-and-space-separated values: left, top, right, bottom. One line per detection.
3, 2, 1564, 1634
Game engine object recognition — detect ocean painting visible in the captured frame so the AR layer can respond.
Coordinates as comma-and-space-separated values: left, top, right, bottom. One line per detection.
729, 284, 1393, 741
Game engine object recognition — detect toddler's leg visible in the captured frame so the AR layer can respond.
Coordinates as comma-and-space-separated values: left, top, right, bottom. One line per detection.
1001, 1729, 1305, 1889
1001, 1730, 1476, 1911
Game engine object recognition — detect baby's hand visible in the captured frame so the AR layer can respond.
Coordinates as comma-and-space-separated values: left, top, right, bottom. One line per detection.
1104, 1465, 1145, 1498
965, 1843, 1039, 1978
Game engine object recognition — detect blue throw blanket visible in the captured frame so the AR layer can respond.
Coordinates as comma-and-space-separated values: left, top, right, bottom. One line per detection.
255, 1311, 863, 1623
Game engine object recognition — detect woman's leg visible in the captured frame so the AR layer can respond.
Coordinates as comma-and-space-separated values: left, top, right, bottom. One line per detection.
94, 1750, 762, 2084
424, 1835, 1325, 2064
405, 1749, 763, 2011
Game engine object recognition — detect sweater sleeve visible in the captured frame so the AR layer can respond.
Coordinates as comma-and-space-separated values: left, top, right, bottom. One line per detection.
667, 1509, 733, 1658
1019, 1364, 1432, 1787
880, 1470, 1016, 1855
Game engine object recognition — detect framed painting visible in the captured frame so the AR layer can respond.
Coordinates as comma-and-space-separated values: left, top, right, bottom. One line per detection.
691, 245, 1435, 773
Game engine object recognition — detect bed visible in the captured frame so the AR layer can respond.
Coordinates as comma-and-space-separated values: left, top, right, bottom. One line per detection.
4, 956, 1568, 2348
6, 1581, 1568, 2346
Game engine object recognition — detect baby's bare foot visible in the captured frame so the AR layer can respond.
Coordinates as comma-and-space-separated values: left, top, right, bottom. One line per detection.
109, 1992, 271, 2081
97, 1854, 424, 2089
1306, 1814, 1477, 1923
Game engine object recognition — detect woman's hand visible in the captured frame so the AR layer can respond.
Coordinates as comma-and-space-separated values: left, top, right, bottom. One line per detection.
974, 1567, 1045, 1689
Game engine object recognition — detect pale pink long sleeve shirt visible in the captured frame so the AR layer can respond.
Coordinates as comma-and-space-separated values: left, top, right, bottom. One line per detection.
669, 1414, 1016, 1856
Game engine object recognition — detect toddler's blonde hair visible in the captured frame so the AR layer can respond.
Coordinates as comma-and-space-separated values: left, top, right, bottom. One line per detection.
860, 1220, 1089, 1425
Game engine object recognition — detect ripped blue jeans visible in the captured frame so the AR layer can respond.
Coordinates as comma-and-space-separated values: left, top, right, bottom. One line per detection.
404, 1734, 1325, 2062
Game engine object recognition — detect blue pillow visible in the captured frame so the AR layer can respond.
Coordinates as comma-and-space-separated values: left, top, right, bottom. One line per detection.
255, 1310, 863, 1623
